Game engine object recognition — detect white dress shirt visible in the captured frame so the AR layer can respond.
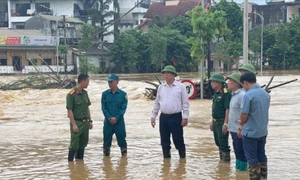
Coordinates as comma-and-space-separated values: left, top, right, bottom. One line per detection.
151, 80, 189, 119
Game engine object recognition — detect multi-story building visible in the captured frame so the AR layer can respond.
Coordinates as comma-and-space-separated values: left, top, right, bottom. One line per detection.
8, 0, 85, 29
0, 1, 8, 27
118, 0, 150, 31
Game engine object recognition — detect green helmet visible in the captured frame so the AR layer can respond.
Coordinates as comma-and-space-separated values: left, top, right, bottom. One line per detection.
162, 65, 177, 76
209, 73, 225, 83
238, 64, 257, 74
227, 72, 243, 86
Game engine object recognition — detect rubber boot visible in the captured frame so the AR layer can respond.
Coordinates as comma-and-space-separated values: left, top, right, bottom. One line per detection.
162, 148, 171, 158
68, 150, 76, 161
121, 147, 127, 156
219, 149, 223, 161
178, 149, 186, 158
103, 147, 110, 156
239, 161, 248, 171
260, 162, 267, 179
249, 163, 261, 180
236, 159, 240, 170
75, 148, 85, 160
223, 151, 231, 163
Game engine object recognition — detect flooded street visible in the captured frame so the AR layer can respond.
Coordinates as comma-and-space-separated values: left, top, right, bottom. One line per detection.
0, 71, 299, 180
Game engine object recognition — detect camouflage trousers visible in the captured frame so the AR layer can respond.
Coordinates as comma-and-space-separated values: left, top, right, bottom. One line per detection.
249, 162, 267, 180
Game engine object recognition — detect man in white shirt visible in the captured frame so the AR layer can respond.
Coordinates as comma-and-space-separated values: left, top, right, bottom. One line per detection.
151, 65, 189, 158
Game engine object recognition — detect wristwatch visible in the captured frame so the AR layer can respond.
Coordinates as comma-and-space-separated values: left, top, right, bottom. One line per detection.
223, 122, 228, 127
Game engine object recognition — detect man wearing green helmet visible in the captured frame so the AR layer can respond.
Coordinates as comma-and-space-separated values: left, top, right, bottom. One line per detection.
227, 72, 247, 171
209, 73, 232, 162
151, 65, 189, 159
238, 64, 257, 75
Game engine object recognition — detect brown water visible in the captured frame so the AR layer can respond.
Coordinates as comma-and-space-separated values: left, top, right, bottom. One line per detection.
0, 72, 299, 180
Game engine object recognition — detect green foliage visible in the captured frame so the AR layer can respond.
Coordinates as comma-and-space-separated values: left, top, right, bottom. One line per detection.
214, 40, 242, 70
79, 24, 95, 50
187, 6, 227, 60
87, 0, 114, 41
210, 0, 243, 41
58, 44, 69, 55
79, 56, 101, 74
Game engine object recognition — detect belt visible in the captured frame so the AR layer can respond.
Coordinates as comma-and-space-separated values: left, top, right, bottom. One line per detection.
161, 112, 181, 116
75, 119, 87, 122
213, 118, 225, 122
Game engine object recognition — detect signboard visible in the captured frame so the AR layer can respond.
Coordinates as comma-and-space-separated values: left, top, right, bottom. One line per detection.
0, 36, 20, 45
20, 36, 58, 46
181, 80, 197, 99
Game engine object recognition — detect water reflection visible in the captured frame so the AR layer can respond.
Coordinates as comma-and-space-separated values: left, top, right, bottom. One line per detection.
214, 162, 231, 180
68, 161, 91, 180
102, 157, 128, 180
161, 159, 187, 180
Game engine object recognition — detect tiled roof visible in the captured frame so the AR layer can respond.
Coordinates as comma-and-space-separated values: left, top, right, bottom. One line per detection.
144, 0, 201, 18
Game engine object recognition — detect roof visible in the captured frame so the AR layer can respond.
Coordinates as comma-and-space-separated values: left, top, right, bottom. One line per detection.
39, 15, 84, 23
144, 0, 201, 18
0, 29, 44, 36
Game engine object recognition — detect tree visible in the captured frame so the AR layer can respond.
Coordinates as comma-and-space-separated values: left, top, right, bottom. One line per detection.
210, 0, 243, 41
110, 29, 140, 72
187, 6, 227, 77
78, 24, 96, 74
214, 40, 242, 70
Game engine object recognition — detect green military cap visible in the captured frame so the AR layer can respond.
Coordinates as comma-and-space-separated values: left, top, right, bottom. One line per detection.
107, 74, 119, 82
209, 73, 225, 83
227, 72, 243, 86
162, 65, 177, 76
238, 64, 257, 74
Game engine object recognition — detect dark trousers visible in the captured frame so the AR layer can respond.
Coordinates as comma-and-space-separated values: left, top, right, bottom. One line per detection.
243, 136, 267, 164
213, 120, 230, 152
231, 132, 247, 162
103, 120, 127, 148
159, 112, 185, 151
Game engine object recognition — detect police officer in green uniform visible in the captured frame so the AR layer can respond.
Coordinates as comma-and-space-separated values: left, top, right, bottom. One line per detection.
101, 74, 128, 156
66, 74, 93, 161
209, 74, 232, 162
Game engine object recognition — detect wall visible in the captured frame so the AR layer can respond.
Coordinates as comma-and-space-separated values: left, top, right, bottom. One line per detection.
287, 5, 300, 21
8, 0, 84, 27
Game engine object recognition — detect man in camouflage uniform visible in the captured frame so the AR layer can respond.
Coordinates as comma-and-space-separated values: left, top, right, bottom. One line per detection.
66, 74, 93, 161
101, 74, 128, 156
209, 74, 232, 162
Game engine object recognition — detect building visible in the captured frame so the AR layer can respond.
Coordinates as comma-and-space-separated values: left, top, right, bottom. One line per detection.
118, 0, 150, 31
8, 0, 85, 29
0, 29, 74, 74
25, 15, 84, 45
266, 0, 300, 22
0, 1, 8, 27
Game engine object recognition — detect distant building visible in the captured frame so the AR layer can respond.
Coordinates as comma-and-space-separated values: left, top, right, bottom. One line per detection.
0, 29, 74, 74
0, 1, 8, 27
118, 0, 150, 31
25, 15, 84, 46
8, 0, 85, 29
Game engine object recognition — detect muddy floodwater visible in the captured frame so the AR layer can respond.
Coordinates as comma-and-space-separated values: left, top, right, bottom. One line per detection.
0, 71, 299, 180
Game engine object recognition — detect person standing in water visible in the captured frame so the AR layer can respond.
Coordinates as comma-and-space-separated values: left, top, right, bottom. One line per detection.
227, 72, 247, 170
151, 65, 189, 158
101, 74, 128, 156
66, 74, 93, 161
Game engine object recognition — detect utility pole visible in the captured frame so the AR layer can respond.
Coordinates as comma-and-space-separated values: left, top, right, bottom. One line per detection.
63, 15, 67, 74
243, 0, 249, 64
199, 0, 205, 99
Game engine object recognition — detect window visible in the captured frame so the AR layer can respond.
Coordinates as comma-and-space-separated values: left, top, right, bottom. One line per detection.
28, 59, 37, 65
43, 58, 52, 65
0, 59, 7, 65
16, 24, 25, 29
15, 3, 31, 16
35, 3, 51, 14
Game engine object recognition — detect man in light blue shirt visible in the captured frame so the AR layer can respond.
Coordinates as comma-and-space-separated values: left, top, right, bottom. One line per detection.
239, 72, 270, 180
227, 72, 247, 171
